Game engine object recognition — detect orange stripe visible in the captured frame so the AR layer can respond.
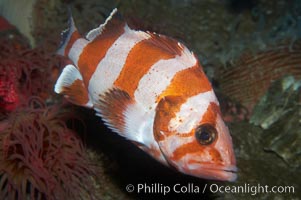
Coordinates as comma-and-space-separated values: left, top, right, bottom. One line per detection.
62, 79, 89, 106
77, 21, 126, 86
114, 34, 181, 97
201, 102, 220, 124
158, 64, 212, 102
155, 101, 221, 161
171, 140, 222, 162
154, 96, 186, 141
158, 103, 221, 162
171, 140, 203, 161
65, 31, 81, 56
154, 64, 213, 141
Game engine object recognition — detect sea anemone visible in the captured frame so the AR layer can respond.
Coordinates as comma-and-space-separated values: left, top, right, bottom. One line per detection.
0, 15, 98, 199
0, 98, 98, 200
0, 38, 64, 113
0, 62, 20, 112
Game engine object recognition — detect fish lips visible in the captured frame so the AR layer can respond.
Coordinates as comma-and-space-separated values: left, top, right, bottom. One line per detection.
184, 163, 238, 182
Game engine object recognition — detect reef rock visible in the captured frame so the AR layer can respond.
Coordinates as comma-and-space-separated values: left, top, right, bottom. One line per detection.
250, 75, 301, 167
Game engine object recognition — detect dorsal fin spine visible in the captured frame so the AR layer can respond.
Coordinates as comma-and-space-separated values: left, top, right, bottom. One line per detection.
85, 8, 121, 41
57, 10, 81, 56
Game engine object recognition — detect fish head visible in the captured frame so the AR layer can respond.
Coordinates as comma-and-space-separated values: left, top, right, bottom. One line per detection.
154, 94, 237, 181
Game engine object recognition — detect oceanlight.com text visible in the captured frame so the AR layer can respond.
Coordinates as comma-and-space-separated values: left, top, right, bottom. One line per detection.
209, 183, 295, 196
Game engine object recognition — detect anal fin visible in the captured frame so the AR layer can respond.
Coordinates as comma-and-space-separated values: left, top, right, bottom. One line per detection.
55, 64, 92, 108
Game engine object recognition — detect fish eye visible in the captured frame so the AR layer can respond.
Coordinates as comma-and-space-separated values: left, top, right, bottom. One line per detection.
195, 124, 217, 145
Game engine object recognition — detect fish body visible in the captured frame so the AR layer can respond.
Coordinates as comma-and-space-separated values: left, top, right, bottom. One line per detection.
55, 9, 237, 181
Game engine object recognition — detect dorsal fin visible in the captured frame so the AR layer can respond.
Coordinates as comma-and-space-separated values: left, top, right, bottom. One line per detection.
146, 32, 184, 56
57, 9, 81, 56
86, 8, 125, 41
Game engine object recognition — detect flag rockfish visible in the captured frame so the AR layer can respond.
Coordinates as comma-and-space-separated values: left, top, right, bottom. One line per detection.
55, 8, 237, 181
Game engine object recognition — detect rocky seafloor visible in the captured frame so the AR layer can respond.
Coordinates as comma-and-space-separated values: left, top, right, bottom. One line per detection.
0, 0, 300, 199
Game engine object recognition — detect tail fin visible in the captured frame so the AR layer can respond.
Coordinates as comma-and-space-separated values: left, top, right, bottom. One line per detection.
57, 10, 81, 56
54, 64, 93, 108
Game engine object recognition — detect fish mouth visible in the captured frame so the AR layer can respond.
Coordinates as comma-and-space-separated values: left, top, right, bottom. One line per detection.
185, 164, 238, 182
215, 165, 237, 181
201, 165, 237, 182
